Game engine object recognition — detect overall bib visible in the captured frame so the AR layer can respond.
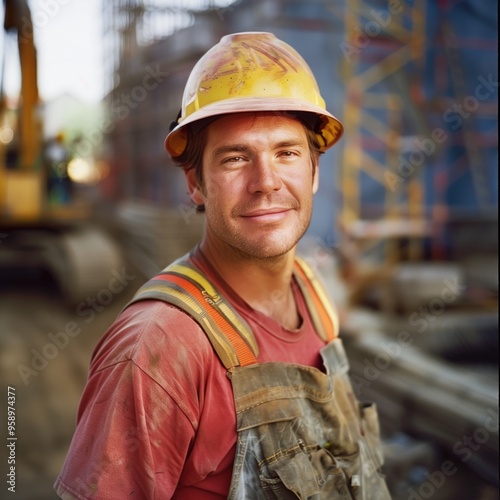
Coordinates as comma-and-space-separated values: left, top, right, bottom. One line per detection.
227, 340, 390, 499
129, 254, 391, 499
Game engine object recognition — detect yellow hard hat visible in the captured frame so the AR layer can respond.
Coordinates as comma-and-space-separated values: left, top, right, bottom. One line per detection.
165, 32, 343, 157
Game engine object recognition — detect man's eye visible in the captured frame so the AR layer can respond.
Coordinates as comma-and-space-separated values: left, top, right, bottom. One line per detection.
223, 156, 244, 163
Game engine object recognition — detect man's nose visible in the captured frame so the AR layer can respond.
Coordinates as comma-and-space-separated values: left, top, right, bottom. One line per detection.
247, 155, 283, 194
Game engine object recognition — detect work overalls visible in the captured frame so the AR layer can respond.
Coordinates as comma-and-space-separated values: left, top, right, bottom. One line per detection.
130, 253, 392, 499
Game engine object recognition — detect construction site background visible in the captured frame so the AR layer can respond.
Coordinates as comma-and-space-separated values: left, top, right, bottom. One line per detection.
0, 0, 497, 498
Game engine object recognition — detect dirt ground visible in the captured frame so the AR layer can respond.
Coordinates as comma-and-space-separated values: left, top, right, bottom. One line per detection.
0, 267, 142, 499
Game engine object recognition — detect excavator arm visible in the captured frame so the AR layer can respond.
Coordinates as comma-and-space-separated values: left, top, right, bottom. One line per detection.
1, 0, 43, 220
3, 0, 41, 170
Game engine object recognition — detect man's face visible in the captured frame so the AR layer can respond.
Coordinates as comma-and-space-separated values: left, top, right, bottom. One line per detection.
186, 112, 319, 260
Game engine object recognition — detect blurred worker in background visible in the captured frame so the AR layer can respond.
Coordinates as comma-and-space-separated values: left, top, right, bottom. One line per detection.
55, 32, 391, 499
44, 132, 73, 206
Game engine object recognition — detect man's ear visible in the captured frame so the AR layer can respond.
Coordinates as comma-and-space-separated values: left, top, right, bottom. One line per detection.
184, 168, 205, 206
312, 158, 319, 194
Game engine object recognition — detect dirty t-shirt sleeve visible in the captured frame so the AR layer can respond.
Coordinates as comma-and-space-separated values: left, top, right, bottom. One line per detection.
54, 300, 234, 499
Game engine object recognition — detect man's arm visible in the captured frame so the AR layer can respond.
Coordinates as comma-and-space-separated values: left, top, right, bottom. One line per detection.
54, 356, 196, 499
54, 301, 210, 499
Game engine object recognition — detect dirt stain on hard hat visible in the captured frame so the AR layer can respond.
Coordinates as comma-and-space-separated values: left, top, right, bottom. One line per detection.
202, 39, 302, 83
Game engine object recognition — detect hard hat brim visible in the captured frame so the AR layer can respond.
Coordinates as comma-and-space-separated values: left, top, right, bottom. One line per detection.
165, 97, 343, 158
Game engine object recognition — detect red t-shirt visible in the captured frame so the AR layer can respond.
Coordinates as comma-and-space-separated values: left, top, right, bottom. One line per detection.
55, 253, 327, 499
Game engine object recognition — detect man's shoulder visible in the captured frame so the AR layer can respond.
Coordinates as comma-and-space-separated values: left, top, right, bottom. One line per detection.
91, 299, 215, 375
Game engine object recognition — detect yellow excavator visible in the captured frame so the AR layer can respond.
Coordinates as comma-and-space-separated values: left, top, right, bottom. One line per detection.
1, 0, 41, 219
0, 0, 123, 304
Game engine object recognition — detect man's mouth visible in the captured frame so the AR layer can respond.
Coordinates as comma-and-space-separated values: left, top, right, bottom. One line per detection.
240, 207, 292, 222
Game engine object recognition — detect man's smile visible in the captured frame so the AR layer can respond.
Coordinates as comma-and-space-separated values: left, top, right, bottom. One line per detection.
239, 207, 293, 222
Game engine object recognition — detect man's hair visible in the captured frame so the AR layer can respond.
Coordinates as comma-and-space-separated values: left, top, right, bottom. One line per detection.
171, 112, 324, 212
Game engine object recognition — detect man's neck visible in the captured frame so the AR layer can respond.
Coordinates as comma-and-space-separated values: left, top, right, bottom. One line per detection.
199, 240, 300, 330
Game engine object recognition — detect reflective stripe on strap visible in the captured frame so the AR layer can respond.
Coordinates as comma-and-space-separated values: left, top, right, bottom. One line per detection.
293, 256, 338, 342
129, 259, 258, 369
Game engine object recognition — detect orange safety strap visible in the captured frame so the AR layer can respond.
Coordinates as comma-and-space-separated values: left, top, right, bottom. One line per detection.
293, 257, 338, 342
127, 257, 259, 369
155, 272, 258, 367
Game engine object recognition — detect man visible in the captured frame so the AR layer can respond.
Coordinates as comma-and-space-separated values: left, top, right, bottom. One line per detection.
55, 32, 391, 499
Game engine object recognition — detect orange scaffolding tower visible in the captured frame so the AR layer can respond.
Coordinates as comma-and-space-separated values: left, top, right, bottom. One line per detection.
339, 0, 430, 267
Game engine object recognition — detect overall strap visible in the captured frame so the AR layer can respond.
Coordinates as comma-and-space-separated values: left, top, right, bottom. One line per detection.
293, 256, 339, 343
127, 254, 338, 369
128, 256, 259, 369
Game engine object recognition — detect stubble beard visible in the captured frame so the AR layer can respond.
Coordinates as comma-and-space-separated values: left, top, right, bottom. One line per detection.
205, 196, 312, 262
